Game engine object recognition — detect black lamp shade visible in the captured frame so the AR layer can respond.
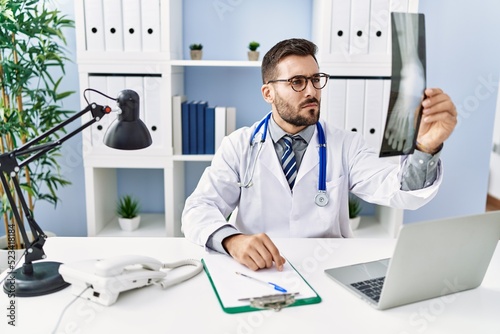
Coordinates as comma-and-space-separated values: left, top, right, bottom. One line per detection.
104, 90, 152, 150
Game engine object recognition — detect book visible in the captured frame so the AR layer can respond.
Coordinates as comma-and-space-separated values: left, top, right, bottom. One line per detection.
188, 101, 199, 154
196, 101, 208, 154
226, 106, 237, 136
172, 95, 187, 155
181, 99, 190, 154
214, 106, 227, 151
205, 105, 216, 154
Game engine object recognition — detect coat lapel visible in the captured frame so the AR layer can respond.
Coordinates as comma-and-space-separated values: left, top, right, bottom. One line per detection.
296, 123, 320, 185
259, 135, 290, 191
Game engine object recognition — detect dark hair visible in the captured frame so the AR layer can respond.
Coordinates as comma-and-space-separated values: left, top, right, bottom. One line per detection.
261, 38, 318, 84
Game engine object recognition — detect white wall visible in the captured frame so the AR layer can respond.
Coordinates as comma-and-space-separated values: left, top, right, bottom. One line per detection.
488, 83, 500, 199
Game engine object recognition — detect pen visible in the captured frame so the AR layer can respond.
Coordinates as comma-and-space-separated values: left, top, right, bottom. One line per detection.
235, 272, 287, 293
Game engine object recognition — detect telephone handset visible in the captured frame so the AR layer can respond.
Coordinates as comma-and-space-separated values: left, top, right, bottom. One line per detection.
59, 255, 203, 306
94, 255, 163, 277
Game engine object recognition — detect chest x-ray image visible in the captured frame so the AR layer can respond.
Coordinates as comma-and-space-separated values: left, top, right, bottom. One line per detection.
380, 12, 426, 157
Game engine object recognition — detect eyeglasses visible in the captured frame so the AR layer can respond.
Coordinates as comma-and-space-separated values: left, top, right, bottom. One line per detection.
266, 73, 329, 92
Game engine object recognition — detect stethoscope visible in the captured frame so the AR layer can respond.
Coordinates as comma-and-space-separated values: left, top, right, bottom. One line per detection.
238, 112, 329, 207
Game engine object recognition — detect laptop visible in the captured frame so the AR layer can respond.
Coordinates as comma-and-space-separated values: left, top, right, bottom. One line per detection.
324, 211, 500, 310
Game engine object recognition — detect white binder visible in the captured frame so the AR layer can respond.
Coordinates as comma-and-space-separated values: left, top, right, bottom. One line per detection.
368, 0, 391, 55
143, 76, 162, 149
83, 0, 105, 51
102, 0, 123, 52
345, 79, 365, 134
87, 75, 109, 147
329, 0, 352, 58
214, 106, 227, 151
326, 79, 347, 130
172, 95, 187, 155
122, 0, 142, 52
390, 0, 410, 13
349, 0, 370, 56
141, 0, 161, 52
226, 107, 237, 135
363, 80, 385, 149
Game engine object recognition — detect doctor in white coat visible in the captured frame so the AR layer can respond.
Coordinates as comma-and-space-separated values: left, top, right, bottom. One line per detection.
182, 38, 457, 271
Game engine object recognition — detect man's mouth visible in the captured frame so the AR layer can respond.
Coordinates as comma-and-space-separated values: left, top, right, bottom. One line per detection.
301, 99, 319, 109
302, 102, 318, 109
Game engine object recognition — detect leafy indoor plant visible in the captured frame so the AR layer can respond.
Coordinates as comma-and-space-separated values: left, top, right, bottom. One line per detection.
248, 41, 260, 52
348, 195, 362, 230
0, 0, 74, 252
189, 43, 203, 60
247, 41, 260, 61
189, 43, 203, 51
117, 195, 141, 231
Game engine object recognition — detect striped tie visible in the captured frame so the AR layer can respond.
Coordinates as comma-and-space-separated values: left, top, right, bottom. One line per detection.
281, 135, 297, 189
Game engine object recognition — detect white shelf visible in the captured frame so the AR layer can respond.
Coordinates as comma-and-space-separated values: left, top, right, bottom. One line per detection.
96, 213, 166, 237
170, 60, 261, 67
172, 154, 214, 162
83, 155, 170, 168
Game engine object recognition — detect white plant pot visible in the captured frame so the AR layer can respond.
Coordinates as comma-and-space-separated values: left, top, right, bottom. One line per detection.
349, 216, 361, 230
247, 51, 260, 61
0, 231, 56, 273
118, 216, 141, 231
190, 50, 202, 60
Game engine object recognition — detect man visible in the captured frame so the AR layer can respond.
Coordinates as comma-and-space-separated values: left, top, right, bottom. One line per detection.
182, 38, 457, 272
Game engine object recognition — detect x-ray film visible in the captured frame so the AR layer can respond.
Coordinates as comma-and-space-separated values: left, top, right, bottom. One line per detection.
380, 12, 426, 157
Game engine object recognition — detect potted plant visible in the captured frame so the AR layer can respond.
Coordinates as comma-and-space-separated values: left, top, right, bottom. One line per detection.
248, 41, 260, 61
117, 195, 141, 231
0, 0, 74, 266
189, 43, 203, 60
348, 195, 362, 230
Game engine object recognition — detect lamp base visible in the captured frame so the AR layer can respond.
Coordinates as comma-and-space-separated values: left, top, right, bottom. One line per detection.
3, 261, 70, 297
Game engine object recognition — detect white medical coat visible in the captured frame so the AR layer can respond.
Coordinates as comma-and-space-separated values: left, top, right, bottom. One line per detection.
182, 118, 442, 246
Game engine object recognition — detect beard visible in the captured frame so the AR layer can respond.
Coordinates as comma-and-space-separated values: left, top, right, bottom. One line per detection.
274, 93, 320, 127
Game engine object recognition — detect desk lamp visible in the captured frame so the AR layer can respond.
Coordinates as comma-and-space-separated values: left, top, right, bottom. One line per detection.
1, 89, 152, 297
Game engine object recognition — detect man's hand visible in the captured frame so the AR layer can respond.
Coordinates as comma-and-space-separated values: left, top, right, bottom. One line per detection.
222, 233, 286, 271
417, 88, 457, 153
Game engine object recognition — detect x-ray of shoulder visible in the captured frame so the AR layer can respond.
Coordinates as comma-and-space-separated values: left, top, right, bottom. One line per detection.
380, 12, 426, 157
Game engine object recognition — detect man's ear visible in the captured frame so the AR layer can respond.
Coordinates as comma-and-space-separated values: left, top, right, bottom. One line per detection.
261, 84, 274, 104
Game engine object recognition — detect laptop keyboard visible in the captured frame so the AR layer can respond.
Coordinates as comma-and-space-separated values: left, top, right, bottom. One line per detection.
350, 276, 385, 302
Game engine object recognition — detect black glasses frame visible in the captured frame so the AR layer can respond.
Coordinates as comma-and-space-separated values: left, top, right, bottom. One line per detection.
266, 73, 329, 92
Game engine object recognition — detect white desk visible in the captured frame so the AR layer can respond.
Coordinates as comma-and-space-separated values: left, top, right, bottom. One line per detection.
1, 237, 499, 334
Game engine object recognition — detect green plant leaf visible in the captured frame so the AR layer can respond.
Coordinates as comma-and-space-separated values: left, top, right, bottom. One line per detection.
116, 195, 141, 219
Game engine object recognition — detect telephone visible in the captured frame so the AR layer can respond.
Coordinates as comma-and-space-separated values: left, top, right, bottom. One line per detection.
59, 255, 203, 306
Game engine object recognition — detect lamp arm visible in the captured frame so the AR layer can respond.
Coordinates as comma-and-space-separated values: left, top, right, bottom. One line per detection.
0, 102, 112, 273
13, 103, 112, 166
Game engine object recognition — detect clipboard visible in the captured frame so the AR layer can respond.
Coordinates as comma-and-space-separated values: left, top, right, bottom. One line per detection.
202, 251, 321, 314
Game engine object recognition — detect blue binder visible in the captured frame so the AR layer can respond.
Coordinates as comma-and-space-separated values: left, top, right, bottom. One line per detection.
205, 106, 216, 154
188, 101, 199, 154
196, 101, 208, 154
181, 100, 189, 154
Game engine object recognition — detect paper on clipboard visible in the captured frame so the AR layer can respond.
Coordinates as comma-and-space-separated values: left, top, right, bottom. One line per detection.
202, 250, 321, 313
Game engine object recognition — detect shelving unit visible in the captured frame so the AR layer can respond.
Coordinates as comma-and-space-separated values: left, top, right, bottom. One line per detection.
75, 0, 417, 239
312, 0, 419, 238
74, 0, 183, 237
